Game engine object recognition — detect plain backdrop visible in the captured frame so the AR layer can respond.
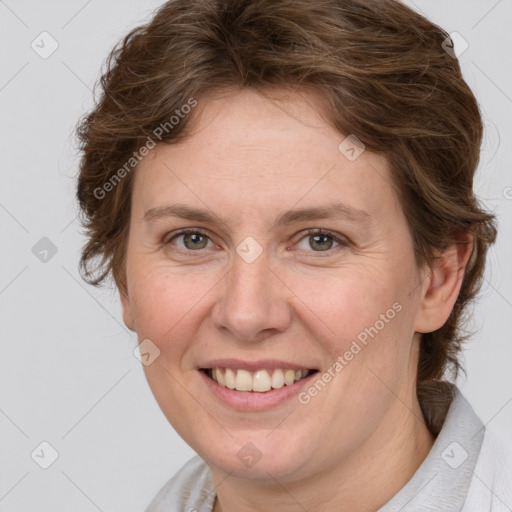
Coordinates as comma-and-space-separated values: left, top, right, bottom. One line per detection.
0, 0, 511, 510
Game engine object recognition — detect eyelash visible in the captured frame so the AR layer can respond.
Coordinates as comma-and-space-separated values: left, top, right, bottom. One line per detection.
163, 228, 349, 256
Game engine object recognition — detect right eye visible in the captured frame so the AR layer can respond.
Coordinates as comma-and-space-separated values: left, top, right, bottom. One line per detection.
164, 229, 214, 252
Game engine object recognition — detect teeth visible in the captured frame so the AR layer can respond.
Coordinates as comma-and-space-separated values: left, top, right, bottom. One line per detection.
284, 369, 296, 386
235, 369, 253, 391
271, 369, 285, 389
215, 368, 225, 386
253, 370, 271, 392
208, 367, 310, 392
225, 368, 236, 389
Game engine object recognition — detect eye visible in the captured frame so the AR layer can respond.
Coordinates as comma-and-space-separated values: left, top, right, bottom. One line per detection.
163, 227, 349, 255
295, 229, 348, 253
165, 229, 213, 252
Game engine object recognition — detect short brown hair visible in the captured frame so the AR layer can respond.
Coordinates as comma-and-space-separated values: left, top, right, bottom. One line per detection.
75, 0, 497, 432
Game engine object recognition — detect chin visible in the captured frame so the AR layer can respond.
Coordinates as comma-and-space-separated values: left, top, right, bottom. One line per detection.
196, 431, 321, 483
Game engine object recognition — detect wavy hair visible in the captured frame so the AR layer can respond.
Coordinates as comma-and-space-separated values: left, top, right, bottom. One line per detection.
75, 0, 497, 434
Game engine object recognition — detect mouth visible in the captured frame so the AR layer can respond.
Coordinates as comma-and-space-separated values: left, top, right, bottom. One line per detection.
200, 367, 319, 393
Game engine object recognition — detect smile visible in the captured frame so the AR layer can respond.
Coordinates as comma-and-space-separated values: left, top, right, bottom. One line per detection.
203, 367, 314, 392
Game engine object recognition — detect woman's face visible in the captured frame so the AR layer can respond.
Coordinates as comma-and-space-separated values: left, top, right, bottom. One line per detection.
121, 88, 430, 482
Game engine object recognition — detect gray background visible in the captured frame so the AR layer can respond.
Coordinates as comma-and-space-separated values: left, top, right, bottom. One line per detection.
0, 0, 511, 510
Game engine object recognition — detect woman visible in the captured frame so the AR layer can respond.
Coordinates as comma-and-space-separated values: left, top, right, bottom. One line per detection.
75, 0, 512, 510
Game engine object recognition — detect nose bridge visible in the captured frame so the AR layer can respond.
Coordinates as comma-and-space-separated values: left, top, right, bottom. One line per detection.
232, 245, 271, 295
212, 245, 290, 340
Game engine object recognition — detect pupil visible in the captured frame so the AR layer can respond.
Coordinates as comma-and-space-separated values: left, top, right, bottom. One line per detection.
185, 233, 207, 250
311, 234, 332, 251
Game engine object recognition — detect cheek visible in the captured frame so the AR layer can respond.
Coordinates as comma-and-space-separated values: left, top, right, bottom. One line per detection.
289, 264, 404, 344
128, 264, 217, 359
290, 259, 417, 394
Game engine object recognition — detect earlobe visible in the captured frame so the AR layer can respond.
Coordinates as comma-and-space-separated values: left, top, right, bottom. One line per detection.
120, 289, 135, 331
414, 233, 473, 334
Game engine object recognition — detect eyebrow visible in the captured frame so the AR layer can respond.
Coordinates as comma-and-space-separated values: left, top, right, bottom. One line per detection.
143, 201, 371, 230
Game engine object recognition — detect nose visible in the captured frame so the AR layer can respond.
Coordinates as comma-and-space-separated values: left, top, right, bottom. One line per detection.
211, 248, 292, 343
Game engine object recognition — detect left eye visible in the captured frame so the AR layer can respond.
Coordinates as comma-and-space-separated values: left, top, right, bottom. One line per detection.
167, 229, 213, 251
296, 229, 345, 252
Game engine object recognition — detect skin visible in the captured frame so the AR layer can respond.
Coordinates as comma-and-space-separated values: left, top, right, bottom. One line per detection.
120, 88, 473, 511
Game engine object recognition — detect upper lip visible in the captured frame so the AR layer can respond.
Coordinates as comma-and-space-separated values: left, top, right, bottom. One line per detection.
198, 358, 318, 372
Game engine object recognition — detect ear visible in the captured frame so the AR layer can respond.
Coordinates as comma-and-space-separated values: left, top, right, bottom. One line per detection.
120, 288, 135, 331
414, 232, 474, 334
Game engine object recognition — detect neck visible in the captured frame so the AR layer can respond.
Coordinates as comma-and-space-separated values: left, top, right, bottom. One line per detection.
212, 395, 435, 512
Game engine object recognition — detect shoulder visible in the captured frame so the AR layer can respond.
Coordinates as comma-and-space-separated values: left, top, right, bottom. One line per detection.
463, 427, 512, 511
145, 455, 216, 512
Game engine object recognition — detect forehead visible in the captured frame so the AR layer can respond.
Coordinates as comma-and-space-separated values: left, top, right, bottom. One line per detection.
132, 88, 401, 226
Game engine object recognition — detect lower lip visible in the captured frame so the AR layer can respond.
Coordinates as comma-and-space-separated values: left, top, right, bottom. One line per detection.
199, 370, 316, 411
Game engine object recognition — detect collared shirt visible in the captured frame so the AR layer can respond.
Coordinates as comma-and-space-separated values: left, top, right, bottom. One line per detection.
145, 386, 512, 511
